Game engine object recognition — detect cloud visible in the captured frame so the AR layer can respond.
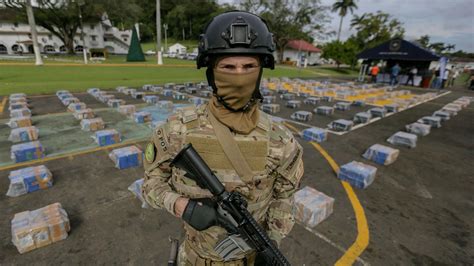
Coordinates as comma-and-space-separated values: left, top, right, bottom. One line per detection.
321, 0, 474, 52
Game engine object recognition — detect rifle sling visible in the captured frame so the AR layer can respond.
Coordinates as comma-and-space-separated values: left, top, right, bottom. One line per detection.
207, 108, 254, 183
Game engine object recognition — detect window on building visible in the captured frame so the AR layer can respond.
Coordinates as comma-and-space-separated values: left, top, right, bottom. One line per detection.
59, 46, 66, 53
75, 45, 84, 53
12, 44, 23, 53
48, 34, 52, 40
0, 44, 7, 54
80, 35, 83, 41
90, 24, 94, 30
103, 37, 108, 42
91, 35, 96, 41
44, 45, 55, 53
28, 33, 32, 39
13, 22, 18, 27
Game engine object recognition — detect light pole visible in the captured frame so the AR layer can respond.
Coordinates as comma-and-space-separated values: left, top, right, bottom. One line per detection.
77, 0, 88, 64
24, 0, 43, 66
156, 0, 163, 65
163, 23, 168, 53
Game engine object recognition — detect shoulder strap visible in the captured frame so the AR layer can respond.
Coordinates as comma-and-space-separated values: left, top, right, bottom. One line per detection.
207, 108, 254, 183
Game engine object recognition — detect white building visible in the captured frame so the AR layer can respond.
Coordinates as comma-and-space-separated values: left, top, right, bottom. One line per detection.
168, 43, 187, 55
282, 39, 322, 66
0, 11, 131, 55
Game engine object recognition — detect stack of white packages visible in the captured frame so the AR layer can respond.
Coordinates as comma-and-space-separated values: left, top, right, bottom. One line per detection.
387, 131, 418, 148
353, 112, 371, 124
405, 122, 430, 136
363, 144, 399, 165
417, 116, 441, 128
432, 110, 450, 121
293, 186, 334, 228
11, 203, 70, 254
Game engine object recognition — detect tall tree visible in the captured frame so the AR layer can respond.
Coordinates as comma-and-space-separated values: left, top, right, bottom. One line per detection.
332, 0, 358, 42
348, 11, 405, 51
2, 0, 141, 54
416, 35, 430, 48
241, 0, 332, 62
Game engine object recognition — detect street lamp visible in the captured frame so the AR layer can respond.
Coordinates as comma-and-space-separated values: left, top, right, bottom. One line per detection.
77, 0, 88, 64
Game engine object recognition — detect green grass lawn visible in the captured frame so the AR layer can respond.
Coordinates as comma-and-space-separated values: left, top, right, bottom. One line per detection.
0, 54, 357, 95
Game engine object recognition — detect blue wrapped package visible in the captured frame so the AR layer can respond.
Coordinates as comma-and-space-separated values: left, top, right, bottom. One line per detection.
93, 129, 121, 146
188, 97, 207, 106
9, 103, 28, 111
133, 111, 152, 123
293, 186, 334, 228
369, 107, 386, 118
387, 131, 418, 148
10, 108, 31, 118
302, 127, 327, 143
315, 106, 334, 116
58, 93, 73, 100
334, 102, 351, 111
56, 90, 69, 97
8, 126, 39, 143
353, 112, 371, 124
291, 111, 312, 122
67, 102, 86, 112
286, 100, 301, 109
338, 161, 377, 189
362, 144, 400, 165
7, 165, 53, 197
11, 141, 45, 163
144, 95, 158, 104
109, 146, 143, 169
107, 99, 125, 108
162, 89, 173, 97
328, 119, 353, 131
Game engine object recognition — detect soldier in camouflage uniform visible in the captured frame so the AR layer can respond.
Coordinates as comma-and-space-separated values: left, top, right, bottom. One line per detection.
142, 11, 304, 265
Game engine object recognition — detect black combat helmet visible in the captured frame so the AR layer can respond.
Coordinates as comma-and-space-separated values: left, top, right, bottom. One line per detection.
197, 11, 275, 69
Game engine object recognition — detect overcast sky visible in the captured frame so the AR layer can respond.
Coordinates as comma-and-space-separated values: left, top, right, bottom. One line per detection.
220, 0, 474, 52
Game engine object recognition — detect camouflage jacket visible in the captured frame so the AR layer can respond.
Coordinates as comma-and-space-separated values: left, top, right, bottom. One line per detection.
142, 104, 304, 261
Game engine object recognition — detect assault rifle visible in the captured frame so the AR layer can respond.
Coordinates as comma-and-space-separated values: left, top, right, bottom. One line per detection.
171, 143, 290, 266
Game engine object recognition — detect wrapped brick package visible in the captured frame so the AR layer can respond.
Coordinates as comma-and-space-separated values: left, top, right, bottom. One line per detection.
73, 109, 95, 120
7, 117, 32, 129
87, 88, 100, 95
11, 203, 70, 254
281, 93, 295, 100
9, 103, 28, 111
387, 131, 418, 148
369, 107, 386, 118
334, 102, 351, 111
301, 127, 327, 143
441, 106, 458, 116
162, 89, 173, 97
7, 165, 53, 197
98, 94, 115, 103
11, 141, 45, 163
61, 97, 80, 106
353, 112, 371, 124
157, 100, 174, 111
10, 108, 31, 118
57, 93, 73, 101
144, 95, 158, 104
262, 95, 276, 104
384, 104, 399, 113
10, 93, 27, 99
189, 97, 208, 106
93, 129, 121, 146
329, 119, 353, 132
124, 88, 136, 95
8, 126, 39, 143
10, 98, 27, 105
338, 161, 377, 189
128, 178, 150, 208
67, 102, 86, 112
200, 91, 212, 98
417, 116, 441, 128
80, 118, 105, 131
109, 146, 143, 169
322, 96, 333, 102
291, 111, 312, 122
142, 84, 153, 91
433, 110, 450, 121
55, 90, 69, 97
293, 186, 334, 228
363, 144, 399, 165
151, 86, 163, 93
304, 97, 321, 105
133, 111, 152, 124
107, 99, 125, 108
444, 103, 462, 112
261, 104, 280, 114
315, 106, 334, 116
131, 91, 145, 99
173, 93, 187, 100
118, 105, 136, 116
405, 122, 430, 136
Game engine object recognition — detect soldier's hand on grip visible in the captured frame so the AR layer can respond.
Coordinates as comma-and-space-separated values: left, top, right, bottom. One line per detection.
182, 198, 219, 231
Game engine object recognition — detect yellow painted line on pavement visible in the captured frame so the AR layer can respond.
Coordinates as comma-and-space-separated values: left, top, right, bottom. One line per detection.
0, 96, 7, 113
283, 121, 301, 134
0, 138, 147, 172
310, 142, 369, 266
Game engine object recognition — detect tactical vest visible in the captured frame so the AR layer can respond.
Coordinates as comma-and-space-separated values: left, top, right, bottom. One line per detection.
147, 104, 294, 261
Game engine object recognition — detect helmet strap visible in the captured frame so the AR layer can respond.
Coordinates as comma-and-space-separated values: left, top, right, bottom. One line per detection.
207, 66, 263, 113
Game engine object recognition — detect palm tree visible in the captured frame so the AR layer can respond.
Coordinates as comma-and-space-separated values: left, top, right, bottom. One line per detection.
350, 13, 365, 31
332, 0, 358, 42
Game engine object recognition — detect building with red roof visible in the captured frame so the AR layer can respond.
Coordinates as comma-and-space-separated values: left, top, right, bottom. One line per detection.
282, 39, 322, 66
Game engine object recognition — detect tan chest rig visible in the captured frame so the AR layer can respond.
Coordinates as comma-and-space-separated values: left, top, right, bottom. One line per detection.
167, 105, 282, 260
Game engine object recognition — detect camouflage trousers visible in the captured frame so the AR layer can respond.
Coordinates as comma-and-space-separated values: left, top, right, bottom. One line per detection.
177, 240, 256, 266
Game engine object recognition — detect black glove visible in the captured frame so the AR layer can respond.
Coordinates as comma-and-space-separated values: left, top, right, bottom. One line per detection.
182, 198, 219, 231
